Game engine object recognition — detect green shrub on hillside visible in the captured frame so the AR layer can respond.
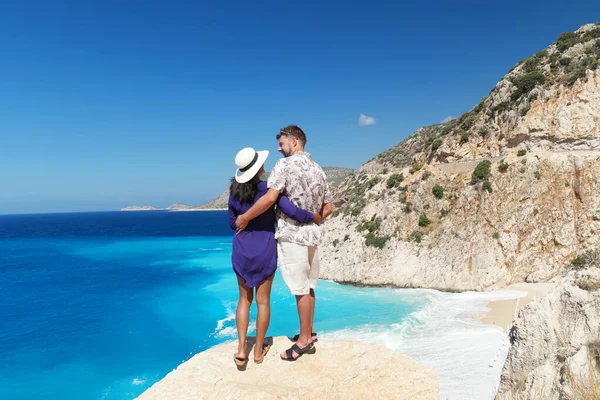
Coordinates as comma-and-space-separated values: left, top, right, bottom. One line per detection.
471, 160, 492, 184
366, 176, 381, 189
481, 180, 493, 193
566, 67, 587, 86
409, 161, 423, 174
583, 56, 599, 70
460, 114, 476, 130
410, 231, 423, 243
569, 248, 600, 270
556, 32, 581, 51
348, 198, 366, 216
357, 216, 381, 233
523, 55, 543, 73
582, 27, 600, 41
418, 214, 430, 227
498, 159, 509, 172
386, 173, 404, 189
432, 184, 445, 199
517, 149, 527, 156
510, 72, 546, 101
460, 132, 470, 145
365, 233, 390, 249
492, 101, 510, 114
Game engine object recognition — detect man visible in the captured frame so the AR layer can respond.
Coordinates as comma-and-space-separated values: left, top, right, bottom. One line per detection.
235, 125, 334, 361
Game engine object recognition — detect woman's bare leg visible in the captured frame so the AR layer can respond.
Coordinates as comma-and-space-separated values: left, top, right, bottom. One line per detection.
254, 273, 274, 360
235, 275, 253, 360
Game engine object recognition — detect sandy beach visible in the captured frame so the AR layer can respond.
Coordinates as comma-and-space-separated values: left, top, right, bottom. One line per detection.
480, 283, 555, 332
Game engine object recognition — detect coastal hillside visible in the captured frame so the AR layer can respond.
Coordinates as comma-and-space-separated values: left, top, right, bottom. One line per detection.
197, 166, 354, 209
320, 23, 600, 291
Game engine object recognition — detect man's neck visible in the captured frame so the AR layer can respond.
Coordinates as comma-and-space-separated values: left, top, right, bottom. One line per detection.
290, 148, 305, 155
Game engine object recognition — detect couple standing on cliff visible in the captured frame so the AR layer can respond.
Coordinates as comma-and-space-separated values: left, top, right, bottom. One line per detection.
227, 125, 334, 365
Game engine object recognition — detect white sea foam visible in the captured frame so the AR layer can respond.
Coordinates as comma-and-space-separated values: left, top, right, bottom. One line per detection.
132, 378, 146, 385
213, 301, 255, 339
322, 288, 526, 400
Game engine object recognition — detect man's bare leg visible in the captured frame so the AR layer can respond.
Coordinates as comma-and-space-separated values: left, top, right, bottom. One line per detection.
281, 293, 313, 359
310, 288, 316, 336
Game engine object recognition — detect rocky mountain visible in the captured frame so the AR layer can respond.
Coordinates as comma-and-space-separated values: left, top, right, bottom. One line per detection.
120, 205, 163, 211
197, 190, 230, 210
319, 23, 600, 291
197, 166, 355, 209
165, 203, 204, 211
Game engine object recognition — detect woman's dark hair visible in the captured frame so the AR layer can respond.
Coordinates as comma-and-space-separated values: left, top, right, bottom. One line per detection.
230, 175, 261, 204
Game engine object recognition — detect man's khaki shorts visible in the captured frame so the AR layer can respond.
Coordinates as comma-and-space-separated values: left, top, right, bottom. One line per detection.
277, 241, 320, 295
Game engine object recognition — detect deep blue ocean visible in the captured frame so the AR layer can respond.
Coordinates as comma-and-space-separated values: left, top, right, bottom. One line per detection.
0, 211, 431, 400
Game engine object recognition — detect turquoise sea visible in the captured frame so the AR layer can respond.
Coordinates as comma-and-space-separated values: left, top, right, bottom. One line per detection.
0, 211, 521, 400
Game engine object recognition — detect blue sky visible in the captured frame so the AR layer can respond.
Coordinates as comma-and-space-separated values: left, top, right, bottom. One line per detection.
2, 0, 599, 214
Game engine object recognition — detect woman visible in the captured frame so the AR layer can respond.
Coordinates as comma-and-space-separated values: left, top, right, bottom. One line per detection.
228, 147, 315, 366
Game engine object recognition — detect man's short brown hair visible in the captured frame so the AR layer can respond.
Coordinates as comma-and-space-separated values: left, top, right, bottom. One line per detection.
276, 125, 307, 146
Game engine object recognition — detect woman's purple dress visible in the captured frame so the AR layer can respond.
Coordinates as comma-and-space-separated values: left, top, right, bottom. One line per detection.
228, 181, 314, 287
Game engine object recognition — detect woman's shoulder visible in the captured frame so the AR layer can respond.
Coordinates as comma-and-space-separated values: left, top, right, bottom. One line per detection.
257, 180, 268, 190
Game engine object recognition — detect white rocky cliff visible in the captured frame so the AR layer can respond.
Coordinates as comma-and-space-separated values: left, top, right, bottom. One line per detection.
495, 260, 600, 399
319, 23, 600, 291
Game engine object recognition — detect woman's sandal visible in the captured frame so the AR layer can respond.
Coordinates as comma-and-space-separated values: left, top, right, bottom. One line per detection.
291, 332, 318, 342
233, 355, 247, 367
280, 342, 316, 362
253, 344, 271, 364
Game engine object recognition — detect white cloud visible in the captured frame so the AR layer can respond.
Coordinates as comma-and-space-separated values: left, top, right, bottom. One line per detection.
358, 113, 376, 126
441, 116, 456, 123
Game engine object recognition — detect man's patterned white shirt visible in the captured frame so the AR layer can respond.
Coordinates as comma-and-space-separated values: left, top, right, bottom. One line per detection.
267, 152, 333, 246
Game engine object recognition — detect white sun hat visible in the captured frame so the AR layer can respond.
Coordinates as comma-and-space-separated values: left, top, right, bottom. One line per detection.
234, 147, 269, 183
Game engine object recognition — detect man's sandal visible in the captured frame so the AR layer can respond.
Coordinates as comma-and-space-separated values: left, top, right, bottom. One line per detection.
291, 332, 318, 342
280, 342, 316, 361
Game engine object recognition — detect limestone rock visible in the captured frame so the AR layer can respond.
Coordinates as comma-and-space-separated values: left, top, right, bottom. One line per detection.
136, 337, 438, 400
495, 267, 600, 399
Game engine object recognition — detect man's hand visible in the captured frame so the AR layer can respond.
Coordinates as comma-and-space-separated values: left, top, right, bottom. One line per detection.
321, 203, 334, 220
235, 214, 249, 234
313, 211, 323, 224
